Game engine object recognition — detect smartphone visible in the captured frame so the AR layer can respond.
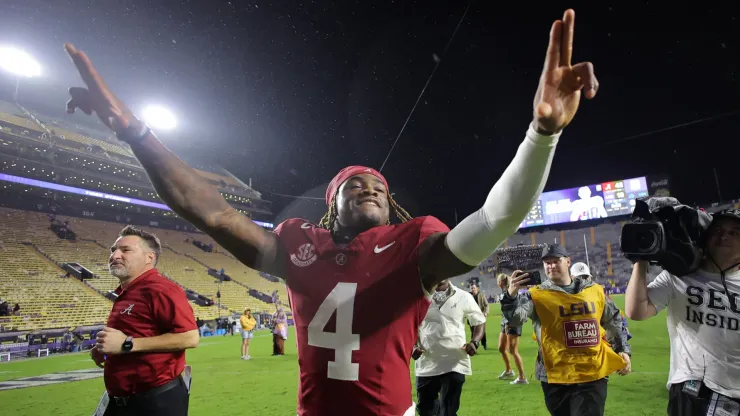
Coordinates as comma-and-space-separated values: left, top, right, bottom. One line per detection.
523, 270, 542, 286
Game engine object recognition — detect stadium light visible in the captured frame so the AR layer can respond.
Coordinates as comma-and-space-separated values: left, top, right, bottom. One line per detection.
0, 47, 42, 78
141, 105, 177, 131
0, 47, 42, 102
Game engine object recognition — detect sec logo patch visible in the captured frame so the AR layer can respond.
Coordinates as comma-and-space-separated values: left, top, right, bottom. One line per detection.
291, 243, 318, 267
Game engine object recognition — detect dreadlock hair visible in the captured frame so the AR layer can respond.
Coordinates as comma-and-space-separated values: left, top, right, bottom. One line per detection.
319, 192, 413, 230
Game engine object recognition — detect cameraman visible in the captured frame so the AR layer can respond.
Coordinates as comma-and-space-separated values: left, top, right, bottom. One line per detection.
625, 209, 740, 415
501, 244, 631, 416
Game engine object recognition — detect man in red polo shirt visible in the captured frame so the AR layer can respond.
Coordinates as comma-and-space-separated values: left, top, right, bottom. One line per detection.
91, 225, 199, 416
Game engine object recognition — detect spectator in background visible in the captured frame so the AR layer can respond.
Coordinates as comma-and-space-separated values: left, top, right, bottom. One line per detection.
63, 330, 75, 352
413, 279, 486, 416
272, 307, 288, 356
224, 315, 235, 336
240, 309, 256, 360
195, 318, 204, 337
12, 303, 20, 316
572, 262, 632, 341
496, 273, 528, 385
502, 245, 631, 416
468, 283, 489, 350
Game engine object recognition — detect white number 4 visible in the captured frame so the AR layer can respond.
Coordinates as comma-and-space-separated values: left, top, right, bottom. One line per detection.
307, 282, 361, 381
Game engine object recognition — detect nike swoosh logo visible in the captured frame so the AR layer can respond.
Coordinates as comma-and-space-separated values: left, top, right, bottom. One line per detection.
374, 241, 395, 254
301, 223, 312, 229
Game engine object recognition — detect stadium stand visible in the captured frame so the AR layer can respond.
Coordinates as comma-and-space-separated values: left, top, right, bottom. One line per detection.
0, 204, 283, 325
0, 99, 286, 336
1, 98, 737, 359
0, 239, 111, 331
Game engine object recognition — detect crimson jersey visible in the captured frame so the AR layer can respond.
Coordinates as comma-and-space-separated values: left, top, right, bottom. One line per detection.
274, 216, 450, 416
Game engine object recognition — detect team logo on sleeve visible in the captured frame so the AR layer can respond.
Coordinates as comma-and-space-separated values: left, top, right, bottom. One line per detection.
291, 243, 318, 267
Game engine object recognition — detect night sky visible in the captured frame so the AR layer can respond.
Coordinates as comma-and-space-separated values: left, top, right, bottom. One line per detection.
1, 1, 738, 225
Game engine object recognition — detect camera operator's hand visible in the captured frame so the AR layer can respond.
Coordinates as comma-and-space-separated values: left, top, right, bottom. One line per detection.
617, 353, 631, 376
507, 270, 530, 297
411, 346, 425, 360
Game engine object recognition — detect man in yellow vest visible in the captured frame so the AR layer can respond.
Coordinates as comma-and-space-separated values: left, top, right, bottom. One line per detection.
500, 244, 632, 416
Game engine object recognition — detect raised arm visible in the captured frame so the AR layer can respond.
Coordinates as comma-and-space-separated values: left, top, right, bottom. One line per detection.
500, 271, 539, 326
624, 261, 658, 320
419, 9, 598, 291
63, 44, 285, 276
126, 137, 284, 275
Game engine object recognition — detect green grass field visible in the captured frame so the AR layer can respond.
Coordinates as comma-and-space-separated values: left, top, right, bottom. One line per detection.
0, 295, 671, 415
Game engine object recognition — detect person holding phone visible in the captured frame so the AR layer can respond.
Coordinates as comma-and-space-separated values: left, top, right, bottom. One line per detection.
500, 244, 631, 416
495, 273, 528, 385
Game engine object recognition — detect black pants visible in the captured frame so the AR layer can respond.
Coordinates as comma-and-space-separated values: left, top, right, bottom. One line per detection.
667, 381, 740, 416
416, 372, 466, 416
103, 376, 190, 416
668, 382, 711, 416
468, 323, 487, 349
541, 378, 608, 416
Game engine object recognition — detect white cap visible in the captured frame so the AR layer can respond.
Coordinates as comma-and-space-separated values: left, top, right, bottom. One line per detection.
570, 262, 591, 277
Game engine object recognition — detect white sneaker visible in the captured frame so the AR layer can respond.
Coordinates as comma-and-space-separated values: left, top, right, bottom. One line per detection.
241, 355, 248, 360
510, 377, 529, 385
498, 370, 515, 380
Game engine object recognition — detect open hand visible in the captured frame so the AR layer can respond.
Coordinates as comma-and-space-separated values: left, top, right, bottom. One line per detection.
532, 9, 598, 135
64, 43, 138, 135
617, 352, 632, 376
95, 326, 128, 355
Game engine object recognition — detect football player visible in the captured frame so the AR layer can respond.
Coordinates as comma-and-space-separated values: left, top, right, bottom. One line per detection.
64, 9, 597, 416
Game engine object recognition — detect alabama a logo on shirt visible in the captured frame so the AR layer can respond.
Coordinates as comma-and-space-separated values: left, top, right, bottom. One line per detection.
120, 304, 134, 315
291, 243, 318, 267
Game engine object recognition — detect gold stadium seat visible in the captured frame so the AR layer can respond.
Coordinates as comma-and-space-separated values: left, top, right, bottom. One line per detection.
0, 207, 283, 333
0, 242, 111, 331
52, 128, 134, 158
0, 112, 44, 132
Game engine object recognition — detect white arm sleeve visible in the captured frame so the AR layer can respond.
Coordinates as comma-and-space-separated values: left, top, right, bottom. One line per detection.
445, 124, 560, 266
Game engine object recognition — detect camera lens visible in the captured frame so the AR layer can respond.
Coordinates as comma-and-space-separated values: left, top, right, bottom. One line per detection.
636, 230, 657, 252
621, 222, 663, 256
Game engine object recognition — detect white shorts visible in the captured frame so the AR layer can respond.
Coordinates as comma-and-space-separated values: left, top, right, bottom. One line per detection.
241, 330, 253, 339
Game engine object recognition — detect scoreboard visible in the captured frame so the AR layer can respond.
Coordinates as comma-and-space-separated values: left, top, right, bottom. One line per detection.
520, 176, 649, 229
